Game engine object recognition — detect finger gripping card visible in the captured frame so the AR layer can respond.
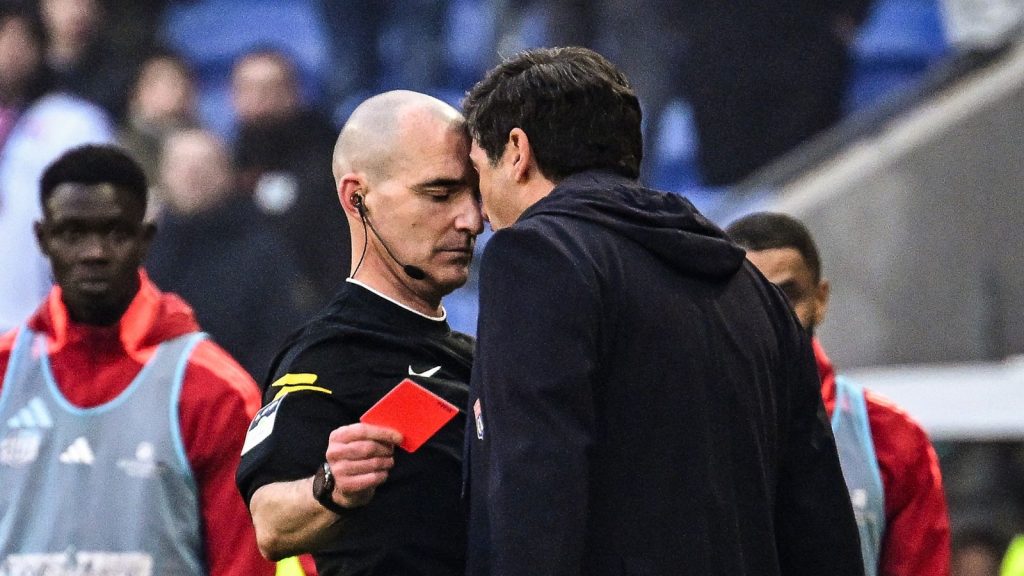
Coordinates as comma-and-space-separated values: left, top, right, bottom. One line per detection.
360, 378, 460, 452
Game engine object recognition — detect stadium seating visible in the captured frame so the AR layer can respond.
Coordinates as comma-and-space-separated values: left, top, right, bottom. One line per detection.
160, 0, 330, 137
846, 0, 951, 112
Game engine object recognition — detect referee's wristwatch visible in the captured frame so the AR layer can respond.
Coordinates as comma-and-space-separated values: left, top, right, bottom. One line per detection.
312, 461, 347, 515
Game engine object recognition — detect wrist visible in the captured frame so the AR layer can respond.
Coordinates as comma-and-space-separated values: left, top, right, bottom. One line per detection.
312, 461, 348, 515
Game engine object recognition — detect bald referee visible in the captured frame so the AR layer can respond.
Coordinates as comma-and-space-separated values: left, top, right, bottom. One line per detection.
236, 90, 483, 576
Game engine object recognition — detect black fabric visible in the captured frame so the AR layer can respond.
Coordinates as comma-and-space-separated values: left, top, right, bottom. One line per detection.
49, 38, 139, 118
466, 171, 864, 576
237, 281, 472, 576
671, 0, 871, 185
235, 108, 351, 310
683, 25, 851, 185
146, 197, 305, 379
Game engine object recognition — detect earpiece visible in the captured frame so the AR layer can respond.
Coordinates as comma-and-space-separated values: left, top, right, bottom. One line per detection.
352, 194, 365, 214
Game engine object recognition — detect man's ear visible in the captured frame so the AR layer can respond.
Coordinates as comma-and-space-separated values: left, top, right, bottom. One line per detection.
135, 221, 157, 261
813, 278, 831, 326
337, 174, 365, 218
33, 221, 49, 257
508, 128, 533, 183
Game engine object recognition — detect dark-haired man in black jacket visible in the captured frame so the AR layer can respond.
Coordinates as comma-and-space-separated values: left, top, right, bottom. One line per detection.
462, 46, 865, 576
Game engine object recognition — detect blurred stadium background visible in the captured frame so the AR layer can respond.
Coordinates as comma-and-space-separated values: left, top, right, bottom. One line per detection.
3, 0, 1023, 567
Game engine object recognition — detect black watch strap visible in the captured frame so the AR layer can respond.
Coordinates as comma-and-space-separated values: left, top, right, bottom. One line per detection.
312, 461, 347, 515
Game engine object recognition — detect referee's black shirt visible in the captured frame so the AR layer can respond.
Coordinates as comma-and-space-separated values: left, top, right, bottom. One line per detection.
237, 279, 473, 576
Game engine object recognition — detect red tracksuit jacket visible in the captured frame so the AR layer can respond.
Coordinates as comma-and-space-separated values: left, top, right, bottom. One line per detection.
815, 338, 951, 576
0, 270, 274, 576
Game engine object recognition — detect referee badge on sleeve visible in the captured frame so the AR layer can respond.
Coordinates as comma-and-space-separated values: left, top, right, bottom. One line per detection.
241, 397, 282, 455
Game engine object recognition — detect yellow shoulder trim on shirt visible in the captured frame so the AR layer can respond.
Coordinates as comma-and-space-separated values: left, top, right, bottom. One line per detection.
271, 373, 319, 387
273, 385, 332, 401
270, 373, 330, 400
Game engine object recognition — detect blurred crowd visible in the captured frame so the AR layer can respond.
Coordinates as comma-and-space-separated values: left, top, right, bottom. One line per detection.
1, 1, 1022, 573
1, 0, 900, 373
0, 0, 353, 378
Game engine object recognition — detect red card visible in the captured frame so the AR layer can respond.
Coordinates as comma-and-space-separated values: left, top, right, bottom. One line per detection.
360, 378, 460, 452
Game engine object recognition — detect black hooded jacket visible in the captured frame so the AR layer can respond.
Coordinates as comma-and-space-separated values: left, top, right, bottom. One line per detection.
466, 171, 863, 576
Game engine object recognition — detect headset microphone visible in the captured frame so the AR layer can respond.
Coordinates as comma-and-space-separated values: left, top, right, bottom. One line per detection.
353, 195, 427, 281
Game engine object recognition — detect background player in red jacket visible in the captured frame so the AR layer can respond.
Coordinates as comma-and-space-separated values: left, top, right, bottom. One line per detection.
728, 211, 951, 576
0, 144, 273, 575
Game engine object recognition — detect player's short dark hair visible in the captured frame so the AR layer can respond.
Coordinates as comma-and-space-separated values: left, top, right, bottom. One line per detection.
725, 212, 823, 282
40, 144, 149, 215
463, 46, 643, 182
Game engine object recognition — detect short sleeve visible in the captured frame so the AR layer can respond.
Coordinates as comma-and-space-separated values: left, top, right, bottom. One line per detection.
235, 341, 362, 504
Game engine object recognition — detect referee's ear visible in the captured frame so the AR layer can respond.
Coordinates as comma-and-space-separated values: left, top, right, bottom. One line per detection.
338, 175, 366, 220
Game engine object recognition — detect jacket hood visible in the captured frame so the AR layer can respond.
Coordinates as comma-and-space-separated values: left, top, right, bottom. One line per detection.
520, 171, 745, 280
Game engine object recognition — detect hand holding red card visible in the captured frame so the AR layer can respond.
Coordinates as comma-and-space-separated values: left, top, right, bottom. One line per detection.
360, 378, 460, 452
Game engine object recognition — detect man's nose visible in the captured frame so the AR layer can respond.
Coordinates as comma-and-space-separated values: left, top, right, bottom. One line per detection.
456, 196, 484, 235
78, 232, 113, 260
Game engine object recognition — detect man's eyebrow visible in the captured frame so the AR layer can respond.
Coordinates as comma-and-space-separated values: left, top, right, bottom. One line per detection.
47, 215, 129, 226
411, 178, 469, 190
775, 279, 802, 295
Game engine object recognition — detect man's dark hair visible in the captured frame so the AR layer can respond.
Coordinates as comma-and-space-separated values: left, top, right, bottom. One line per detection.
40, 144, 149, 214
725, 212, 823, 282
462, 46, 643, 182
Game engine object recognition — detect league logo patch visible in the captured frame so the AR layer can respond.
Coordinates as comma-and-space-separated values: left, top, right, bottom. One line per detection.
118, 442, 161, 479
241, 397, 283, 455
473, 399, 484, 440
0, 429, 42, 467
